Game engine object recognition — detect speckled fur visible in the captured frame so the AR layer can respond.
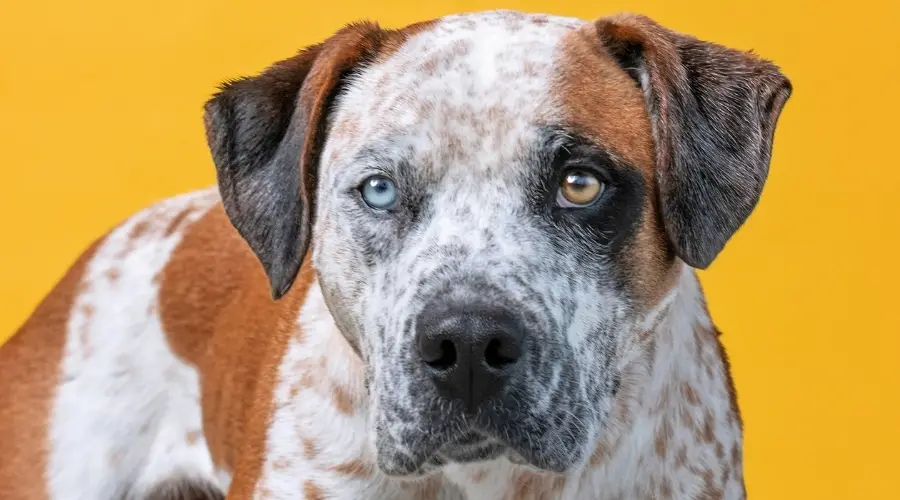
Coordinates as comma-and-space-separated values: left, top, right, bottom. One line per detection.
0, 9, 790, 500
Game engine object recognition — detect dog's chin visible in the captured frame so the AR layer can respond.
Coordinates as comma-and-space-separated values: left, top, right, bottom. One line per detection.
375, 430, 583, 479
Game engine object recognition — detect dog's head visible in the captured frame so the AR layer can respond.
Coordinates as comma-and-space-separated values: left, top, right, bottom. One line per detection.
203, 10, 790, 476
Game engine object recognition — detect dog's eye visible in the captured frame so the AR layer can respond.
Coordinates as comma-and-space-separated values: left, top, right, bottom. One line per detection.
360, 175, 398, 210
557, 170, 604, 207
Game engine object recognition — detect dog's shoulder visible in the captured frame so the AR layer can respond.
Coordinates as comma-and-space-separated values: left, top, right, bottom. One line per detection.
0, 187, 227, 498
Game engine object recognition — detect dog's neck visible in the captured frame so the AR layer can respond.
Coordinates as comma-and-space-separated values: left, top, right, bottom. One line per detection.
254, 265, 744, 499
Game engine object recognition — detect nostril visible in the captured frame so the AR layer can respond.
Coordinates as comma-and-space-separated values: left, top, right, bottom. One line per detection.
420, 338, 457, 371
484, 337, 521, 369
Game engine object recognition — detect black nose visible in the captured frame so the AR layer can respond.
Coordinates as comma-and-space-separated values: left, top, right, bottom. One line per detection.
415, 306, 526, 412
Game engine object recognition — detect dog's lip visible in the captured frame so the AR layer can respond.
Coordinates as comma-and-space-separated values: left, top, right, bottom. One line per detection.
434, 435, 506, 463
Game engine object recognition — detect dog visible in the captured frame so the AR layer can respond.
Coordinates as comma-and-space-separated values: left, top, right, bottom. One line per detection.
0, 9, 791, 500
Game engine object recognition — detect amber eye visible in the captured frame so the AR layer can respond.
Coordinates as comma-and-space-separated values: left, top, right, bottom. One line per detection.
557, 170, 604, 207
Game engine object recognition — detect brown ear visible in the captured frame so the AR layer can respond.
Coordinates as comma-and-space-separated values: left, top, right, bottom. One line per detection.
595, 14, 792, 269
203, 22, 391, 299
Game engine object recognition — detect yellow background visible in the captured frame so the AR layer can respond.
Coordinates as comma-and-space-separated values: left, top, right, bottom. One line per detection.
1, 0, 897, 497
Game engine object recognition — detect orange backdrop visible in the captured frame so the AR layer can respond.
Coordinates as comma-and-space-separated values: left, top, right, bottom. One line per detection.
1, 0, 897, 498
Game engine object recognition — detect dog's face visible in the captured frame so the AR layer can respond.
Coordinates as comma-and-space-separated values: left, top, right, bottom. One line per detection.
203, 10, 790, 476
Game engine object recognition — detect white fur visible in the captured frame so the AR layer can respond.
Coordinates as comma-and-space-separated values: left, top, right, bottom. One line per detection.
47, 188, 230, 499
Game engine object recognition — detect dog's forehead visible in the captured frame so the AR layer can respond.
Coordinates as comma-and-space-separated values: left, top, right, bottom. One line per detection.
324, 10, 654, 182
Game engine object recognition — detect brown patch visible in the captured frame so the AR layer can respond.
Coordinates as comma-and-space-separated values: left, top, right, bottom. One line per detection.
302, 438, 318, 460
157, 204, 318, 495
302, 480, 325, 500
105, 267, 121, 282
129, 219, 151, 241
658, 476, 674, 498
411, 477, 442, 500
512, 473, 540, 499
332, 383, 355, 415
0, 235, 106, 500
701, 408, 716, 443
654, 419, 672, 457
696, 468, 722, 500
674, 445, 688, 468
554, 26, 678, 309
331, 458, 374, 478
186, 429, 201, 446
79, 304, 94, 357
679, 404, 696, 430
165, 205, 195, 236
730, 443, 741, 469
330, 115, 361, 141
590, 441, 608, 466
682, 382, 701, 406
272, 457, 291, 470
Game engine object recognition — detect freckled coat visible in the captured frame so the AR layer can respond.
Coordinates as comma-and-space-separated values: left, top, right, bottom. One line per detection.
0, 9, 790, 500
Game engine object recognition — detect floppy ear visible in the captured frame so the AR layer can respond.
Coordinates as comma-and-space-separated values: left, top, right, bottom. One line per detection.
595, 14, 792, 269
203, 22, 389, 299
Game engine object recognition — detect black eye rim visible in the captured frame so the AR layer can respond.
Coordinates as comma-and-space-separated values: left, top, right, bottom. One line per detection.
358, 173, 399, 211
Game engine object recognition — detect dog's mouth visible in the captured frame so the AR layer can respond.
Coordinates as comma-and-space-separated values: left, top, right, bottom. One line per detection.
427, 431, 507, 466
379, 424, 574, 478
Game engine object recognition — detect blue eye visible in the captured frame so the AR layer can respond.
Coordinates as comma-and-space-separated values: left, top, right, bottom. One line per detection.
360, 175, 398, 210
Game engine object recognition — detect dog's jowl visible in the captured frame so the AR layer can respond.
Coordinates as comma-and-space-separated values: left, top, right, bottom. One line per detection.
0, 10, 790, 500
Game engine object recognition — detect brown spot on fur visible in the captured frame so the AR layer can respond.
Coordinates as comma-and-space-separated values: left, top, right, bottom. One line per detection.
512, 473, 540, 499
186, 429, 201, 445
411, 477, 442, 500
679, 404, 696, 430
272, 457, 291, 470
682, 382, 701, 406
659, 476, 674, 497
105, 267, 121, 282
654, 419, 672, 457
715, 440, 726, 459
78, 304, 95, 356
302, 438, 317, 460
303, 481, 325, 500
129, 219, 151, 241
331, 458, 374, 478
674, 445, 688, 468
165, 205, 195, 236
332, 383, 354, 415
696, 468, 722, 499
730, 443, 741, 469
701, 408, 716, 443
0, 236, 105, 499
